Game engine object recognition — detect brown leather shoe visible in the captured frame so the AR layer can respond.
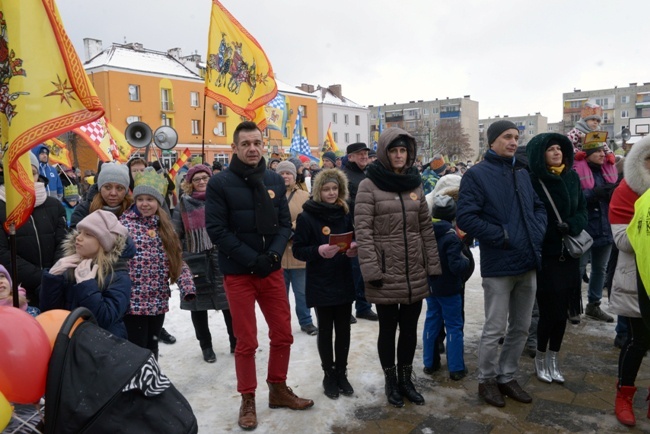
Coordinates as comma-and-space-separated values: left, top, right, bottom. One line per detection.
238, 393, 257, 430
478, 379, 505, 407
267, 381, 314, 410
497, 379, 532, 404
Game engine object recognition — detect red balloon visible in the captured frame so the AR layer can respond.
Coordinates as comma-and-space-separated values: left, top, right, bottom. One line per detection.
0, 306, 51, 404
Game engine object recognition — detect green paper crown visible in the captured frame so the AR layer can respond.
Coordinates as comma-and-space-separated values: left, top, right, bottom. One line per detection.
134, 167, 167, 197
63, 184, 79, 198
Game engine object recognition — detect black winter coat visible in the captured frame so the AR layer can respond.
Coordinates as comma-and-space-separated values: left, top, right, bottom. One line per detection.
0, 197, 67, 306
205, 167, 291, 275
292, 201, 356, 308
341, 161, 366, 218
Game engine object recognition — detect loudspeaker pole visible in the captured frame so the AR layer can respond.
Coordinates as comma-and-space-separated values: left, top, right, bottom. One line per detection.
201, 93, 207, 164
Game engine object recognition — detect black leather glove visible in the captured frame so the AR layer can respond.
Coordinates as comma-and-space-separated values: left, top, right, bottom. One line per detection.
593, 184, 616, 201
369, 279, 383, 288
252, 254, 273, 278
556, 222, 570, 235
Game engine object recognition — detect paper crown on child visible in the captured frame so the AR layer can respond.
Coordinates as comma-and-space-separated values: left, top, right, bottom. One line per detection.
580, 104, 603, 122
582, 131, 608, 152
63, 184, 80, 201
133, 167, 167, 206
190, 156, 203, 166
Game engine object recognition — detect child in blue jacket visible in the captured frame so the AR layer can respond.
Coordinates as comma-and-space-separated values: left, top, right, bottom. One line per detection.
423, 195, 470, 380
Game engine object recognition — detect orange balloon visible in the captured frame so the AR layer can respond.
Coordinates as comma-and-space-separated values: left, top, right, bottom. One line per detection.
0, 306, 51, 404
35, 309, 82, 350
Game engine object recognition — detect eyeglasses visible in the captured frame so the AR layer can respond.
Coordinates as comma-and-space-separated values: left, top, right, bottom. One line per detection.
192, 176, 210, 183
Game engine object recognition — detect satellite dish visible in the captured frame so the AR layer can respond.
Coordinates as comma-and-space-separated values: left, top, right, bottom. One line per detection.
153, 126, 178, 150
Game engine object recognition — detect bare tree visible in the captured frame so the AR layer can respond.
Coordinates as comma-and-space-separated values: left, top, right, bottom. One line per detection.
431, 120, 474, 161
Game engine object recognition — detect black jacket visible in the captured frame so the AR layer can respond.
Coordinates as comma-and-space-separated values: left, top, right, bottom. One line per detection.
341, 161, 366, 218
205, 167, 291, 275
0, 197, 67, 305
292, 202, 356, 308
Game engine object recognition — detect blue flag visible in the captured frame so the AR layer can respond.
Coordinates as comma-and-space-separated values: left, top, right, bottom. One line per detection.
289, 110, 315, 159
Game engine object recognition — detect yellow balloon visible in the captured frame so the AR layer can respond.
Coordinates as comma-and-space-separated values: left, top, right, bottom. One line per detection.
0, 390, 12, 431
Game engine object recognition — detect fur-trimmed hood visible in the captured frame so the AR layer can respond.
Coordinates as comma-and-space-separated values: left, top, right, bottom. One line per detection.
526, 133, 574, 180
376, 127, 417, 171
312, 168, 349, 204
624, 135, 650, 195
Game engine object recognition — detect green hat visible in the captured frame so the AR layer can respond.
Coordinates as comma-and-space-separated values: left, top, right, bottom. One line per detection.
63, 184, 79, 201
133, 167, 167, 205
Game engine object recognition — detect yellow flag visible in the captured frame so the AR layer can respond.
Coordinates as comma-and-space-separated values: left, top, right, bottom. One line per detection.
0, 0, 104, 230
325, 123, 339, 152
205, 0, 277, 122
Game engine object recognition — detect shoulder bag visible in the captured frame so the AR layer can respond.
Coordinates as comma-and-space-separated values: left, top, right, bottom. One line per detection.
539, 180, 593, 258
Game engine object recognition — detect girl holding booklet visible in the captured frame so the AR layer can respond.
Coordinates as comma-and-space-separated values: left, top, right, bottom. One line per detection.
292, 168, 358, 400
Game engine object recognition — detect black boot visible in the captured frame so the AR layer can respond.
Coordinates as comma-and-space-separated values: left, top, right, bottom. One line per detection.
335, 365, 354, 396
398, 364, 425, 405
322, 366, 339, 399
383, 366, 404, 408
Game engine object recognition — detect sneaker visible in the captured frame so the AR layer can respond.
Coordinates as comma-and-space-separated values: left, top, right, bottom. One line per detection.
349, 315, 357, 325
159, 328, 176, 344
356, 310, 378, 321
478, 379, 505, 407
585, 303, 614, 323
301, 324, 319, 336
449, 368, 468, 381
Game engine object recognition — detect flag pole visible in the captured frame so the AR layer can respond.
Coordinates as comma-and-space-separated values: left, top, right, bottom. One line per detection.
201, 93, 207, 164
9, 223, 18, 308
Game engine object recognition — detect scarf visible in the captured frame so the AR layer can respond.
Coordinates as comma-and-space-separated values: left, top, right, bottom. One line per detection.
574, 119, 592, 134
0, 183, 47, 207
365, 161, 422, 193
179, 193, 212, 253
547, 164, 565, 176
228, 154, 279, 235
302, 200, 346, 223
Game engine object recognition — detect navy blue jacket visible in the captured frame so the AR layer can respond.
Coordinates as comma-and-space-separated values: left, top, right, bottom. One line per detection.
205, 167, 291, 275
457, 151, 547, 277
40, 238, 136, 339
292, 204, 356, 308
429, 221, 470, 297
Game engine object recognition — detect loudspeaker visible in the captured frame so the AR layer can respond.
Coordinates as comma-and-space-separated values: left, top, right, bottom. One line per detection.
153, 126, 178, 150
125, 122, 153, 148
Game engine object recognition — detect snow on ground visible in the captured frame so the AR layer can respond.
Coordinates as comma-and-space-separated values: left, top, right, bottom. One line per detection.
158, 247, 615, 432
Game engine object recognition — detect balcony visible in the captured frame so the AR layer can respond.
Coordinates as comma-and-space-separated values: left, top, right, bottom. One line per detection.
161, 101, 175, 112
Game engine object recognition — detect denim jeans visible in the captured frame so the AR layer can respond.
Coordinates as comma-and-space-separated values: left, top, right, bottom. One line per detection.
579, 243, 613, 304
350, 256, 373, 315
423, 294, 465, 373
478, 270, 536, 384
284, 268, 313, 327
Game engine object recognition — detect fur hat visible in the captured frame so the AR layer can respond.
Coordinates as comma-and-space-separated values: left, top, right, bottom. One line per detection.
276, 161, 297, 178
77, 210, 128, 252
430, 195, 457, 221
97, 163, 130, 190
186, 164, 211, 183
322, 151, 337, 165
429, 154, 447, 175
312, 168, 349, 211
581, 103, 603, 122
133, 167, 167, 205
487, 120, 519, 145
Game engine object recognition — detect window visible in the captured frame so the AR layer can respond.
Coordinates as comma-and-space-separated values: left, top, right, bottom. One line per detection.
333, 132, 338, 142
214, 154, 229, 165
344, 133, 350, 143
423, 108, 429, 116
529, 121, 534, 126
263, 128, 269, 138
595, 98, 609, 109
191, 119, 200, 135
603, 112, 609, 123
569, 101, 582, 108
621, 95, 630, 104
570, 114, 581, 123
162, 117, 173, 127
213, 103, 226, 116
332, 113, 338, 123
344, 114, 349, 125
126, 116, 141, 124
128, 84, 140, 101
356, 133, 361, 142
621, 110, 629, 118
190, 92, 200, 107
214, 122, 226, 137
371, 113, 377, 121
355, 115, 360, 126
161, 88, 173, 111
300, 105, 307, 117
529, 130, 534, 135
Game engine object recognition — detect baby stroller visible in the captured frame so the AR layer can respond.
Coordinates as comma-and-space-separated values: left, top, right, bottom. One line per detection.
43, 308, 197, 433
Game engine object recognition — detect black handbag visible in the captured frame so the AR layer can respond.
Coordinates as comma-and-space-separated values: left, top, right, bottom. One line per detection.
539, 180, 593, 258
183, 251, 213, 288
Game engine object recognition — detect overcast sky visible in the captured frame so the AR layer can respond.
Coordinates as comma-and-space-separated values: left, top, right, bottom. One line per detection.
57, 0, 650, 123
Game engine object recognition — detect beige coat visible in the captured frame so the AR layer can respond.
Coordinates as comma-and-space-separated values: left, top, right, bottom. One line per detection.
355, 127, 440, 305
282, 185, 310, 269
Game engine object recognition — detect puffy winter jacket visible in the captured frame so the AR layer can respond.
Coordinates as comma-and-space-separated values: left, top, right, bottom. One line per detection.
205, 166, 291, 275
457, 150, 547, 277
32, 144, 63, 198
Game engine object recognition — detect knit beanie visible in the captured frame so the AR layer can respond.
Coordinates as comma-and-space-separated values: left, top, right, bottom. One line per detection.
276, 161, 297, 179
431, 195, 457, 221
186, 163, 212, 183
29, 152, 39, 171
429, 154, 447, 175
97, 162, 130, 190
0, 264, 11, 289
298, 155, 310, 164
77, 209, 128, 252
133, 167, 167, 206
322, 151, 337, 166
487, 120, 519, 145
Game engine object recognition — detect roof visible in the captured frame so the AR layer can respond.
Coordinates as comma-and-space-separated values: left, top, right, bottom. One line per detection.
308, 87, 364, 108
84, 44, 200, 80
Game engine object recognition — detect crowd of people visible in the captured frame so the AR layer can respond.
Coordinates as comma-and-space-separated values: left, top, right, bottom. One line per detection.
1, 102, 648, 430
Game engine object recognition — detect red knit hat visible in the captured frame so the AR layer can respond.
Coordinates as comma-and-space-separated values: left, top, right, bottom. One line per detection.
298, 155, 310, 164
186, 164, 212, 183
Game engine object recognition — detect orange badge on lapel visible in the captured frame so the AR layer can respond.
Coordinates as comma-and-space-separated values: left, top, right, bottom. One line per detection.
268, 189, 275, 199
322, 226, 331, 236
147, 229, 156, 238
409, 192, 418, 201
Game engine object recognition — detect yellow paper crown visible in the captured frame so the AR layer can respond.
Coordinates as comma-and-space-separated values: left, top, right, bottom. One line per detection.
133, 167, 167, 202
